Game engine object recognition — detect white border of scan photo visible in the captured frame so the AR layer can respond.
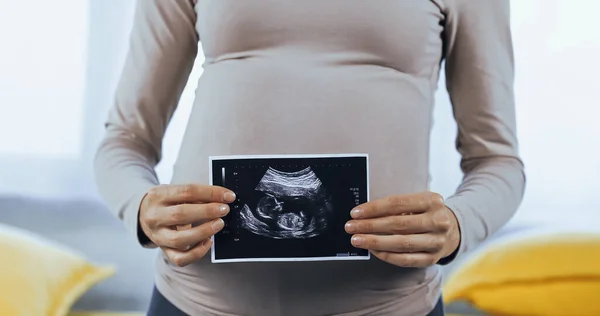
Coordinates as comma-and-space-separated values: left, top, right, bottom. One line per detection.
209, 153, 371, 263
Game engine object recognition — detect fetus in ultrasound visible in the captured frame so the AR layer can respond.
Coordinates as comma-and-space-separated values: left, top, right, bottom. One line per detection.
239, 167, 333, 239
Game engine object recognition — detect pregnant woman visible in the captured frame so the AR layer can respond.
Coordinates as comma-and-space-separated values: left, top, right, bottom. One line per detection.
94, 1, 525, 315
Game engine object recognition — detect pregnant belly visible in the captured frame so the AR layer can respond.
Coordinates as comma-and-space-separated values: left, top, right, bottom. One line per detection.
186, 61, 425, 148
171, 61, 432, 199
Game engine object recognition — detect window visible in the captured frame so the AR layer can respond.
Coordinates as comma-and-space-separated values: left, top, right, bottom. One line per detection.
0, 0, 88, 158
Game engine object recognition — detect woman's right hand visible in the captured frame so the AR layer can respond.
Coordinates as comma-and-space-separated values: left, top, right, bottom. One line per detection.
139, 184, 237, 267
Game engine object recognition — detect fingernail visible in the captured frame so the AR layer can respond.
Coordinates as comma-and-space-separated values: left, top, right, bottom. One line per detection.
219, 205, 229, 215
345, 222, 356, 233
351, 236, 364, 246
350, 208, 362, 218
223, 191, 236, 203
211, 219, 224, 232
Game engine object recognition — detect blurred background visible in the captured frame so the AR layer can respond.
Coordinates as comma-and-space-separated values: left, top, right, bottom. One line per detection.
0, 0, 598, 315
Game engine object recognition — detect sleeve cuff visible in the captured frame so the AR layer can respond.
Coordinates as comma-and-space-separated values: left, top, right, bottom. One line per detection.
124, 185, 159, 249
437, 197, 467, 265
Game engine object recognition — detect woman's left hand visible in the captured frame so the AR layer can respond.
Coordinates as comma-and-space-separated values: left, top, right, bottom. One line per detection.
345, 191, 461, 268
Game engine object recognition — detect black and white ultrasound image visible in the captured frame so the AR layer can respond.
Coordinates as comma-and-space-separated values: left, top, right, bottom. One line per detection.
211, 155, 369, 262
240, 166, 333, 239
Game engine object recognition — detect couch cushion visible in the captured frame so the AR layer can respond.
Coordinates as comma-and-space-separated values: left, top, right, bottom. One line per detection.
0, 195, 157, 312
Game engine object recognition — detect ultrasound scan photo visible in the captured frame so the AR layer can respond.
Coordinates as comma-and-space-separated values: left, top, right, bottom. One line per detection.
209, 154, 370, 263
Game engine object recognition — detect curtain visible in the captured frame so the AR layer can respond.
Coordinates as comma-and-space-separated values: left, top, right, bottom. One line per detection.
0, 0, 597, 226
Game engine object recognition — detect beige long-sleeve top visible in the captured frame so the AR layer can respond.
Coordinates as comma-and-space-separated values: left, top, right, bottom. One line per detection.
94, 1, 526, 315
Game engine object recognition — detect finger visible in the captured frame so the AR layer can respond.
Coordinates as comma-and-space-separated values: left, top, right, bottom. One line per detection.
350, 233, 444, 253
345, 214, 431, 235
155, 219, 225, 251
162, 238, 213, 267
371, 250, 439, 268
176, 224, 192, 231
149, 184, 236, 205
162, 203, 230, 226
351, 192, 444, 219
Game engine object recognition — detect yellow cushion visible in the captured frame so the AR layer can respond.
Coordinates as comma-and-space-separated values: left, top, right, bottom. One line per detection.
0, 223, 115, 316
443, 232, 600, 316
